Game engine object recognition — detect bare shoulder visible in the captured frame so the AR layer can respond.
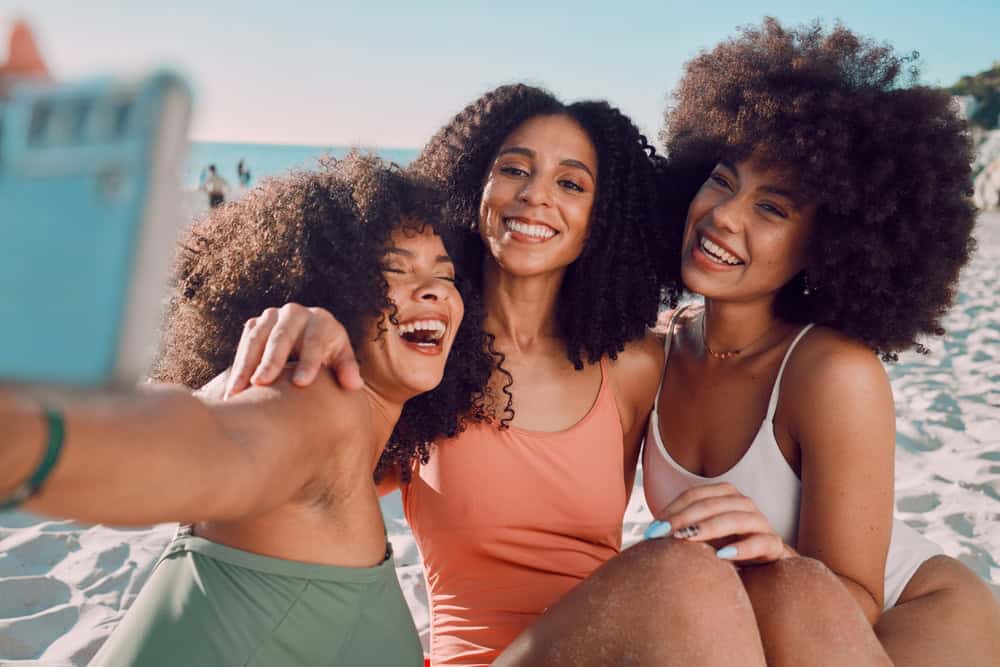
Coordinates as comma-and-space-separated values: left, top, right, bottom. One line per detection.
208, 365, 368, 445
781, 326, 892, 419
608, 331, 666, 414
610, 331, 665, 382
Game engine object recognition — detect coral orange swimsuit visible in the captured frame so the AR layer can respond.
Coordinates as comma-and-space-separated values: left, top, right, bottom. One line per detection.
401, 357, 628, 666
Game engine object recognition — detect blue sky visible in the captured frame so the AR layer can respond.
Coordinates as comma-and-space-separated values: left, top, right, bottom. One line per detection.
5, 1, 998, 147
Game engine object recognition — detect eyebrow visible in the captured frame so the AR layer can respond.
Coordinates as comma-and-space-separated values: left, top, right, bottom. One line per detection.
384, 247, 453, 264
719, 160, 804, 209
498, 146, 596, 180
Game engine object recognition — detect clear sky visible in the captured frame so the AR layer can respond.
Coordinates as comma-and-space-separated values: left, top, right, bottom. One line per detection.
5, 1, 998, 147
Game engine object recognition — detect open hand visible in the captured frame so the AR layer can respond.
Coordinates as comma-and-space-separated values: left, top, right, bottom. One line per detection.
224, 303, 363, 398
644, 482, 794, 564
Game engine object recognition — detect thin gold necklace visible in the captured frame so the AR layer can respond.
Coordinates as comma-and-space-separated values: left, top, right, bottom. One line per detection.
701, 313, 781, 360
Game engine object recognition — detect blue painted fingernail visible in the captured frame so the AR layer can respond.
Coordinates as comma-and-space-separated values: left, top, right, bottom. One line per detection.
643, 520, 672, 540
716, 546, 738, 560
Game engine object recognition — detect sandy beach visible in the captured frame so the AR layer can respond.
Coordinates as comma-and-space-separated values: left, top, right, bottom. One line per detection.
1, 215, 998, 665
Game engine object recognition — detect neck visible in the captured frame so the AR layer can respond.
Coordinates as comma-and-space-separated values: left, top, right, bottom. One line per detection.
482, 256, 565, 349
701, 297, 784, 357
362, 386, 404, 459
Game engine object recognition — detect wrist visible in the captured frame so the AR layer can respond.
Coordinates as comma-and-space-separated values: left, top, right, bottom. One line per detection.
1, 399, 47, 497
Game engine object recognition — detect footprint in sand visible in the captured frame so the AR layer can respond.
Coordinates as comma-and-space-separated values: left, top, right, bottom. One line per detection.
0, 604, 78, 660
0, 533, 80, 577
0, 577, 71, 619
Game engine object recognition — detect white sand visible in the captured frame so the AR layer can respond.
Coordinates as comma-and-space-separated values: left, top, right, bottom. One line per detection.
1, 215, 997, 665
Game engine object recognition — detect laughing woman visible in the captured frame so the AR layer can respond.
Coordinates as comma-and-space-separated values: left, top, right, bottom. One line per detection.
641, 19, 1000, 666
0, 154, 492, 666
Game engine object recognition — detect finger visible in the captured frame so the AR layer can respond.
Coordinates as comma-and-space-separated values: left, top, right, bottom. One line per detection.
662, 495, 758, 533
657, 482, 741, 517
251, 305, 309, 385
225, 317, 263, 399
672, 511, 772, 545
714, 533, 787, 564
329, 346, 363, 390
231, 308, 279, 391
291, 310, 355, 387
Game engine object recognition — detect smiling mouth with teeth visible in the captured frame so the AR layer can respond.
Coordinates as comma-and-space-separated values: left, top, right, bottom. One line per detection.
397, 319, 447, 347
504, 218, 557, 240
699, 235, 744, 266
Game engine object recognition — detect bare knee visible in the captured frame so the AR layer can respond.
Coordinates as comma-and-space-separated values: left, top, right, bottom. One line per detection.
895, 555, 1000, 622
623, 539, 756, 626
741, 558, 889, 666
741, 558, 871, 638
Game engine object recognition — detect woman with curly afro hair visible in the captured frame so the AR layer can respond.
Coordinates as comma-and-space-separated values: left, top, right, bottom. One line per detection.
223, 86, 740, 665
2, 153, 494, 666
631, 18, 999, 666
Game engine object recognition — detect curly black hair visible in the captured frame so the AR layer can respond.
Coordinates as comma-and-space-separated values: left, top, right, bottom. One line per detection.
153, 152, 494, 481
661, 18, 977, 360
412, 84, 678, 374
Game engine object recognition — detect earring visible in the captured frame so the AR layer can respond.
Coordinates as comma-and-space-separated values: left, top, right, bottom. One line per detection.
802, 273, 812, 296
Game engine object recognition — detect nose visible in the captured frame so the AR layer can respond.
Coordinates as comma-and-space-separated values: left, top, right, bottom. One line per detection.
710, 194, 745, 235
414, 276, 451, 302
518, 175, 551, 207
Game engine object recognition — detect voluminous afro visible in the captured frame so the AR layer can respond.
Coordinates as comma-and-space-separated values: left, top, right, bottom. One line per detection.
412, 84, 679, 372
154, 152, 494, 481
662, 18, 977, 359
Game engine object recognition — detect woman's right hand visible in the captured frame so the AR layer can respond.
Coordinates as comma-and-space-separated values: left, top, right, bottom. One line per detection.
224, 303, 363, 398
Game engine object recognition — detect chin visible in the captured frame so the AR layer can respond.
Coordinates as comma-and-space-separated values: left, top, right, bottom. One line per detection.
401, 370, 446, 396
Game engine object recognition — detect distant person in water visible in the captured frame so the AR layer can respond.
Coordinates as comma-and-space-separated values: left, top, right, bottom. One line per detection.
237, 159, 252, 187
202, 164, 230, 208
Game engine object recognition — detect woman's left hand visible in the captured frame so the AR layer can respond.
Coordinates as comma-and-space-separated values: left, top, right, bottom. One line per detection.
645, 482, 794, 564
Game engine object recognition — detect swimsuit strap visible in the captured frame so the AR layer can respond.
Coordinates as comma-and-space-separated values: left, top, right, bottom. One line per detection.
764, 324, 816, 420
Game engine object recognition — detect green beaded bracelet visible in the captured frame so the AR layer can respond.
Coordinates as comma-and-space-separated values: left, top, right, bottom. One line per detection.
0, 407, 65, 511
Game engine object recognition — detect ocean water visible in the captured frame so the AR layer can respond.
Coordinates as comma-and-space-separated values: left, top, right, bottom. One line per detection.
184, 141, 417, 189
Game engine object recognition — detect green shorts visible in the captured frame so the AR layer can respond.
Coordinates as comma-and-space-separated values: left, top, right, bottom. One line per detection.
90, 526, 422, 666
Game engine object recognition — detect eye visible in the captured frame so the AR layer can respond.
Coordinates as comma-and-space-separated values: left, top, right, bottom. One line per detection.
499, 165, 528, 177
757, 202, 789, 218
382, 266, 405, 275
558, 179, 585, 193
709, 172, 732, 190
437, 275, 457, 283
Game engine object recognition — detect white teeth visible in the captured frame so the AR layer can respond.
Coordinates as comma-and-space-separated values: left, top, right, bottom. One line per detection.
397, 319, 446, 340
699, 236, 743, 265
505, 219, 556, 239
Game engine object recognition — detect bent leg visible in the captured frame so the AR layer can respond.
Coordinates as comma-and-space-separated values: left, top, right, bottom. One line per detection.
739, 557, 891, 667
494, 539, 766, 667
876, 555, 1000, 667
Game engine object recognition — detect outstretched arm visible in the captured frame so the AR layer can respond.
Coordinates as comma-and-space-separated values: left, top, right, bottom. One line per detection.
1, 370, 359, 526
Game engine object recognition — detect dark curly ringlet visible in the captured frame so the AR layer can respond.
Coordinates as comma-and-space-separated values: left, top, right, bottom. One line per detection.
153, 152, 494, 482
661, 18, 977, 360
412, 84, 679, 376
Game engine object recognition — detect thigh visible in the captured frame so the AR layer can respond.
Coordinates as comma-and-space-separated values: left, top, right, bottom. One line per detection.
876, 555, 1000, 667
494, 539, 765, 667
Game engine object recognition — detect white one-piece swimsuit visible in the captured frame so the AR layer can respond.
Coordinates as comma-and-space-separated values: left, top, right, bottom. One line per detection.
642, 308, 942, 609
